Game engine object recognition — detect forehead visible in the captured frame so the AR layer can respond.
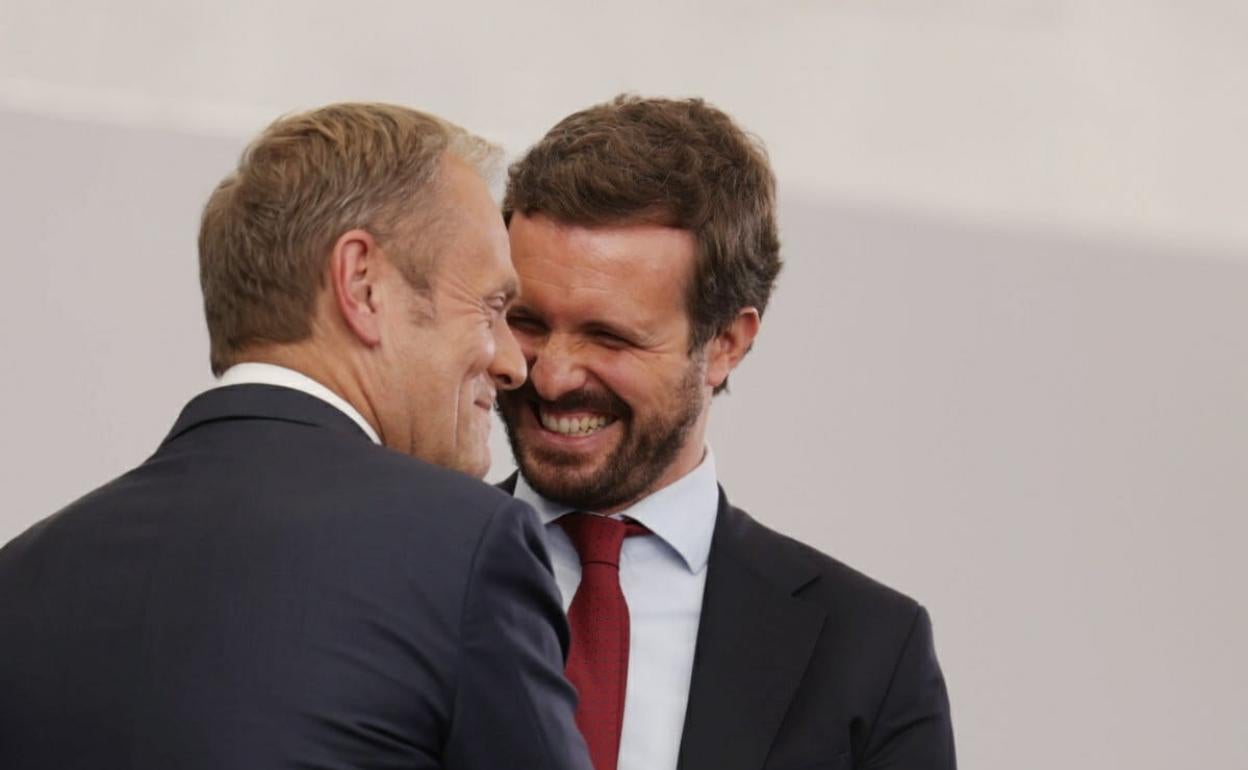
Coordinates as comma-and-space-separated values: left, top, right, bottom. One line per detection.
508, 213, 695, 321
426, 158, 515, 294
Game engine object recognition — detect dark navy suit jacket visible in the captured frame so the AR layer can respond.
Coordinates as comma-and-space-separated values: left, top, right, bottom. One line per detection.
501, 475, 956, 770
0, 385, 592, 770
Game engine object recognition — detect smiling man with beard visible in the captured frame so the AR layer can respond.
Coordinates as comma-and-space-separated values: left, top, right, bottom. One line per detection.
496, 95, 957, 770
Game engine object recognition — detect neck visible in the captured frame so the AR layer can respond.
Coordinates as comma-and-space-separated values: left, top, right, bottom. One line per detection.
236, 344, 383, 442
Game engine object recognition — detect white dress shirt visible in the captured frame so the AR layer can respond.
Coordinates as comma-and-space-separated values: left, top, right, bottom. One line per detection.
515, 451, 719, 770
215, 362, 381, 445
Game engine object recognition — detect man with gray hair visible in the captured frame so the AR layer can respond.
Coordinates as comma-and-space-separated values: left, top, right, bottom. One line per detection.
0, 103, 592, 770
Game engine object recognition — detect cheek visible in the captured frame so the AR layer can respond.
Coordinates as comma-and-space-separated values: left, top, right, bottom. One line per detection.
591, 354, 667, 407
447, 328, 494, 385
638, 357, 705, 411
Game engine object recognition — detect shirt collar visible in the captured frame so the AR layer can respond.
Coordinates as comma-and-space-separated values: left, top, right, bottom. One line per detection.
514, 449, 719, 574
215, 362, 381, 445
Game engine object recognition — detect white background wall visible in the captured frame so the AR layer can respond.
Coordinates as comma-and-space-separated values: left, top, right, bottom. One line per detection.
2, 2, 1245, 767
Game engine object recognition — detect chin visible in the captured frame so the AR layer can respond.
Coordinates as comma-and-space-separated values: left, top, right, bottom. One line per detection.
520, 450, 601, 490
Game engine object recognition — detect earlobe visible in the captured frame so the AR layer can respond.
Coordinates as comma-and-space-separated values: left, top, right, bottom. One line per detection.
330, 229, 384, 347
706, 307, 761, 389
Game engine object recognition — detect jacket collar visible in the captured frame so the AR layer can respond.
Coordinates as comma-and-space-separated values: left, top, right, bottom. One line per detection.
162, 384, 375, 446
675, 493, 827, 770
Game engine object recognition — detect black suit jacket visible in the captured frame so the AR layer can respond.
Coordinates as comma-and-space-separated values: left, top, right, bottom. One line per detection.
0, 385, 591, 770
502, 476, 955, 770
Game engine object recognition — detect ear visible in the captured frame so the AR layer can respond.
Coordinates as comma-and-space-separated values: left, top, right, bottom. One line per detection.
329, 229, 384, 347
705, 307, 760, 390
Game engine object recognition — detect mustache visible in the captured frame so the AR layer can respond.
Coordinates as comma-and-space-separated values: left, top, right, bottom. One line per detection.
500, 379, 629, 418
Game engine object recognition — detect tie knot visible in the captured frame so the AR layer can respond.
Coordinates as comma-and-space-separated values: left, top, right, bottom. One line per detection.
558, 512, 648, 568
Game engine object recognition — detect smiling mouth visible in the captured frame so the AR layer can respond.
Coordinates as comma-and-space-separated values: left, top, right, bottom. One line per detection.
474, 388, 498, 410
533, 404, 618, 437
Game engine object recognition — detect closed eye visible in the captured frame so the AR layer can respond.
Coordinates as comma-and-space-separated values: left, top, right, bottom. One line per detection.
506, 312, 546, 334
586, 325, 638, 349
593, 330, 630, 347
483, 303, 504, 328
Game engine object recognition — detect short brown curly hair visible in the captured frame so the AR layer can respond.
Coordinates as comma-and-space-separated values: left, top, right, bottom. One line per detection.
503, 95, 781, 361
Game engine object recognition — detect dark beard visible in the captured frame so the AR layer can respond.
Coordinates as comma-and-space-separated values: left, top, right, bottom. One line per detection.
497, 363, 704, 512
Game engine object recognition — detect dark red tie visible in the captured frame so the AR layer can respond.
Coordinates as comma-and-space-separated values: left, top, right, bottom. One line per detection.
558, 512, 648, 770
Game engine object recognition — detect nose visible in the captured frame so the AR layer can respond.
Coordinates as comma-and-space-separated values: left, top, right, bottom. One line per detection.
526, 333, 589, 401
489, 318, 527, 391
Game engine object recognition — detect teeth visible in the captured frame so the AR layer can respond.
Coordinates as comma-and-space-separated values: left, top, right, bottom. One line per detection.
540, 410, 612, 436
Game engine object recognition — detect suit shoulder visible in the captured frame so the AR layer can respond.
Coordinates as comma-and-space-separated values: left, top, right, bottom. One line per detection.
355, 445, 518, 514
290, 443, 542, 563
165, 411, 520, 527
718, 502, 922, 623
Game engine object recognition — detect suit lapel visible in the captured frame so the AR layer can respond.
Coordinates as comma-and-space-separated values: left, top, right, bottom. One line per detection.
676, 494, 826, 770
